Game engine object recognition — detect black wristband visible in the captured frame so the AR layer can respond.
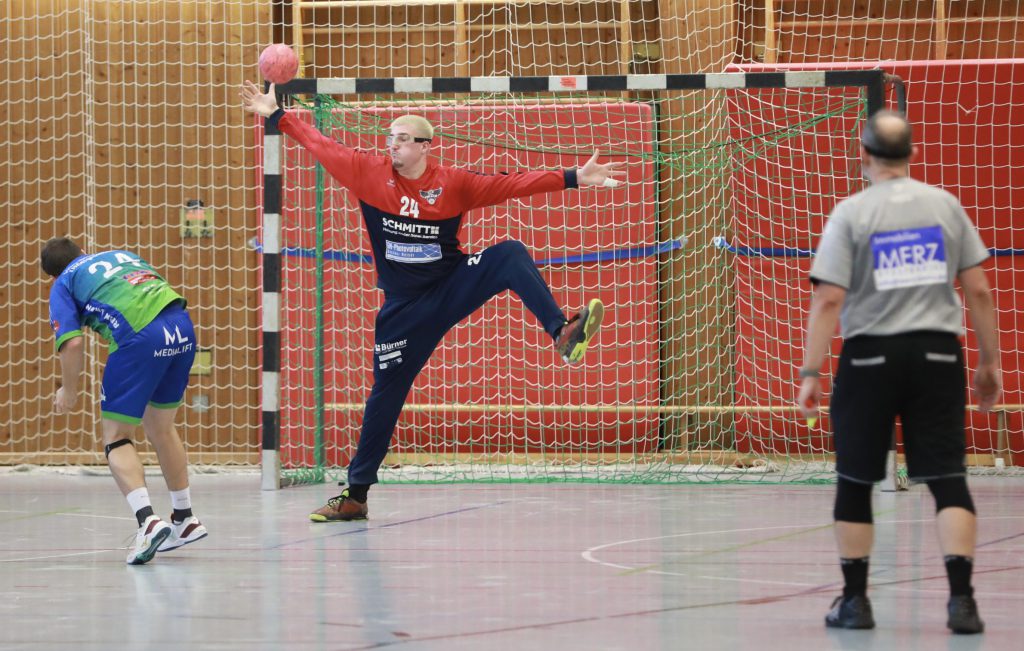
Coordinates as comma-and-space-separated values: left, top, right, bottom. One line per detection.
265, 107, 286, 131
799, 368, 821, 378
563, 168, 579, 189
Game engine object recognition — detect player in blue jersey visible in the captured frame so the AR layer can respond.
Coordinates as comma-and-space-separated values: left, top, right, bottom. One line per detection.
242, 82, 622, 520
42, 237, 208, 565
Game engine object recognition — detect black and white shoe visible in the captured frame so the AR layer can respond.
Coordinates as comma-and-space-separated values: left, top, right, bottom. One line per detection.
157, 515, 208, 552
126, 515, 172, 565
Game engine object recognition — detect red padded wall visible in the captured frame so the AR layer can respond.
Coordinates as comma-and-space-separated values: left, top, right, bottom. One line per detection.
728, 60, 1024, 458
261, 102, 657, 466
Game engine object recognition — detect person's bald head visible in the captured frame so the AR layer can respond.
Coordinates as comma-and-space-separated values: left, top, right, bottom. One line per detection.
861, 110, 912, 165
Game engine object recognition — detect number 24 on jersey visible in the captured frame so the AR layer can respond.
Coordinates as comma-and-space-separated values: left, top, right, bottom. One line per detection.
399, 196, 420, 219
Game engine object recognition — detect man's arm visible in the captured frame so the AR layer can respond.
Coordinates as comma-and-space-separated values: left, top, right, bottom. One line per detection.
959, 265, 1001, 411
240, 81, 370, 192
48, 279, 85, 414
457, 151, 626, 211
54, 336, 84, 415
797, 281, 847, 420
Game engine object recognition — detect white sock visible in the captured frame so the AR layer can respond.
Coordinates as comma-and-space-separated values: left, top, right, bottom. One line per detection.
126, 487, 151, 518
169, 487, 191, 513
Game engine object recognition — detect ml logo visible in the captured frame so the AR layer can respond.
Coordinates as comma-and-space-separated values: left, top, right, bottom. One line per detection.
163, 326, 190, 345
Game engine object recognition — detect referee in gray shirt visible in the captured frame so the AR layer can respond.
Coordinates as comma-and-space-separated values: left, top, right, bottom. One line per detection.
797, 110, 1000, 634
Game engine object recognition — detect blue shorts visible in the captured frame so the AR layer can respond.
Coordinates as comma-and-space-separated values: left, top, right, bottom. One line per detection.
101, 305, 196, 424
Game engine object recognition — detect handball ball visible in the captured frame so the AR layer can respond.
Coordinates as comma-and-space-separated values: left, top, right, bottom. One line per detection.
259, 44, 299, 85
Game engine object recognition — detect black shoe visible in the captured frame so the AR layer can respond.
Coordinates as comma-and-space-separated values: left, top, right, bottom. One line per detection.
824, 594, 875, 630
947, 595, 984, 634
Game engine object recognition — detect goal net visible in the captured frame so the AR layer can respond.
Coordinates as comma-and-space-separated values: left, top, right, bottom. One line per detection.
262, 71, 882, 485
3, 3, 1021, 482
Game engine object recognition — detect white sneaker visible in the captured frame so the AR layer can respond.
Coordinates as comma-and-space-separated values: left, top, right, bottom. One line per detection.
126, 515, 173, 565
157, 515, 208, 552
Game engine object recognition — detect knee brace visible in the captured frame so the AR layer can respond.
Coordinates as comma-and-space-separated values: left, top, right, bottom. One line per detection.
834, 477, 874, 524
927, 476, 976, 514
104, 438, 134, 459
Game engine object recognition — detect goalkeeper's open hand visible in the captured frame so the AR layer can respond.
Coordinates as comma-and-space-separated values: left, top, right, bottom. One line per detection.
577, 151, 626, 188
240, 80, 280, 118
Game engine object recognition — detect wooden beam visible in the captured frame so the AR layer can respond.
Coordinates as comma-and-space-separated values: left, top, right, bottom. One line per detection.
293, 0, 307, 76
455, 0, 468, 77
934, 0, 947, 60
764, 0, 776, 64
326, 402, 1024, 414
619, 0, 633, 75
777, 17, 1024, 29
327, 403, 830, 414
298, 22, 620, 35
295, 0, 606, 8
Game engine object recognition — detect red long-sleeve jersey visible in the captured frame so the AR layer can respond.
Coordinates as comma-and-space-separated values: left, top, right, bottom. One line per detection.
271, 109, 579, 296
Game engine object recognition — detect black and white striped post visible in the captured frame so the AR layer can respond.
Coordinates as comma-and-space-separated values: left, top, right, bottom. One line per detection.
261, 115, 283, 491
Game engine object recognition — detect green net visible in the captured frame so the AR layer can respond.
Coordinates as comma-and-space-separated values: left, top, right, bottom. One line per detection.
275, 85, 866, 485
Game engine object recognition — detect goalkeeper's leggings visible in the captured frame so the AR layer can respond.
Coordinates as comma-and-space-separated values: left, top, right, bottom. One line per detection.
347, 240, 566, 486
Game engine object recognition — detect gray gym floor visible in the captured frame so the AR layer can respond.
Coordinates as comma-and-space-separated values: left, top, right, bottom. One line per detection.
1, 473, 1021, 650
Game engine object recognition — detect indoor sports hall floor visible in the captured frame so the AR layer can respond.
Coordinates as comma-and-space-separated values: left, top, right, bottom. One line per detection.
1, 473, 1022, 650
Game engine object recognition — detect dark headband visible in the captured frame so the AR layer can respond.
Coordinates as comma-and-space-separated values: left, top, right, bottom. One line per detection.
861, 120, 912, 160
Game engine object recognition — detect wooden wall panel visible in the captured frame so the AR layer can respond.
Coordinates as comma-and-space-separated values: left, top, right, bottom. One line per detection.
945, 20, 1024, 59
655, 0, 738, 449
779, 24, 937, 62
751, 0, 1024, 63
1, 0, 92, 460
1, 0, 269, 464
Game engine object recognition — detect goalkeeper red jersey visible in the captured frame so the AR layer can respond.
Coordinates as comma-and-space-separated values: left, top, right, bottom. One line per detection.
270, 109, 579, 296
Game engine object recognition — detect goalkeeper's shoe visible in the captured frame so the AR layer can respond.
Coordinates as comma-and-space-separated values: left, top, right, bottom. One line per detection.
309, 488, 369, 522
126, 515, 172, 565
555, 298, 604, 364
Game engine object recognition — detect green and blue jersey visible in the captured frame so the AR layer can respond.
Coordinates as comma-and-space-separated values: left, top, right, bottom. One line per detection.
48, 251, 185, 352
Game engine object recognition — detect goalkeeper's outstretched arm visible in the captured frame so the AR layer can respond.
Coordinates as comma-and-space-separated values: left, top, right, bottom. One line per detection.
457, 151, 626, 211
240, 80, 370, 192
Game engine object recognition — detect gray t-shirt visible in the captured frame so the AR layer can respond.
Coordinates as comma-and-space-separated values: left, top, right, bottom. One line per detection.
810, 177, 989, 338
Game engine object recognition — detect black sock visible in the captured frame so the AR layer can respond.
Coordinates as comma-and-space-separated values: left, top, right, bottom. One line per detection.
135, 505, 155, 527
840, 557, 869, 598
347, 484, 369, 503
172, 508, 193, 524
945, 555, 974, 597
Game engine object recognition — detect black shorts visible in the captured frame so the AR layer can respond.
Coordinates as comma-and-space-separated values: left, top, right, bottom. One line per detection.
831, 331, 967, 484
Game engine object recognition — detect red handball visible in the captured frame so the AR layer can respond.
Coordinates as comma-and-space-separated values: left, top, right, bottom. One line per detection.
258, 44, 299, 85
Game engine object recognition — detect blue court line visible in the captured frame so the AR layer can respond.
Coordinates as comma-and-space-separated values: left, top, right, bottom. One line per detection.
713, 236, 1021, 258
249, 237, 686, 266
269, 500, 509, 549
